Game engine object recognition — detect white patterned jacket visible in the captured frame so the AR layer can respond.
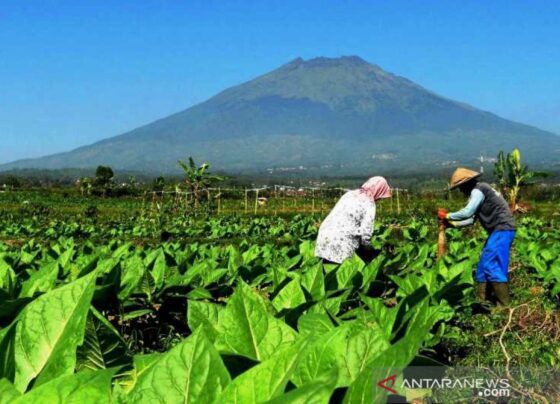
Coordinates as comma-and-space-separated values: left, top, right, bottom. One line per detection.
314, 190, 376, 264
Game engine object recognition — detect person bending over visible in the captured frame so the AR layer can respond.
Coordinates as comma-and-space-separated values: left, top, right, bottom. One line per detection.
439, 168, 516, 306
315, 176, 391, 264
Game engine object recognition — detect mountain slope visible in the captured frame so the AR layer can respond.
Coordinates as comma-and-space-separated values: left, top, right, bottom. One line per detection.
3, 56, 560, 173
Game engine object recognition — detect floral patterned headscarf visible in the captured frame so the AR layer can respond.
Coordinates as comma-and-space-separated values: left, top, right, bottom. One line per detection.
359, 176, 392, 201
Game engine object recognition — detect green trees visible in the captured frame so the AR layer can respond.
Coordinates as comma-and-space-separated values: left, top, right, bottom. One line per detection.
94, 166, 114, 197
2, 175, 21, 189
494, 148, 548, 211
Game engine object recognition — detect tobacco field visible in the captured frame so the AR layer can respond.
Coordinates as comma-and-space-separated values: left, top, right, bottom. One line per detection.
0, 202, 559, 403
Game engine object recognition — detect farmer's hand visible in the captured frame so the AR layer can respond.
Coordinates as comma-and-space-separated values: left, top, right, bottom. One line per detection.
437, 208, 448, 221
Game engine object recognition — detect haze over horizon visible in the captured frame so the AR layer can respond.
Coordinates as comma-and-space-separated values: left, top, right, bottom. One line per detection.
1, 0, 559, 164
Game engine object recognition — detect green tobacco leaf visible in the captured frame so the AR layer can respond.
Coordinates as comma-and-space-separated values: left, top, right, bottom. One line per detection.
201, 267, 227, 287
186, 287, 212, 300
292, 326, 349, 387
336, 255, 364, 289
19, 262, 60, 298
137, 271, 155, 302
14, 272, 97, 392
72, 254, 100, 280
309, 290, 350, 317
272, 278, 306, 311
389, 274, 426, 297
343, 300, 439, 403
272, 267, 288, 289
19, 251, 38, 266
227, 246, 243, 273
216, 281, 297, 361
129, 328, 230, 403
360, 296, 398, 340
297, 313, 335, 336
119, 255, 145, 300
187, 300, 223, 341
115, 353, 162, 394
14, 368, 116, 404
340, 325, 391, 385
0, 378, 21, 404
167, 260, 210, 287
122, 309, 153, 321
150, 249, 166, 290
112, 243, 133, 260
264, 371, 337, 404
242, 245, 261, 265
56, 247, 75, 277
361, 256, 384, 288
0, 324, 15, 381
0, 259, 16, 295
217, 340, 308, 403
76, 308, 131, 372
301, 263, 325, 300
298, 240, 316, 261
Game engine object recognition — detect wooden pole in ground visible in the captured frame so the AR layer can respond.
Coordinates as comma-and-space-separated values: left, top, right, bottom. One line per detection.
396, 188, 401, 215
140, 191, 147, 218
244, 188, 248, 214
311, 189, 315, 214
151, 192, 157, 216
217, 188, 221, 215
274, 186, 278, 216
437, 220, 446, 260
254, 189, 259, 215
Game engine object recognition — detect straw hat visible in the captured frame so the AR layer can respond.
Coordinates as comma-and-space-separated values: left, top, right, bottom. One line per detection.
449, 167, 481, 190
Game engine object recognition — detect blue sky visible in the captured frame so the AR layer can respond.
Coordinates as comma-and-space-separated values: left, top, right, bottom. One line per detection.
1, 0, 559, 163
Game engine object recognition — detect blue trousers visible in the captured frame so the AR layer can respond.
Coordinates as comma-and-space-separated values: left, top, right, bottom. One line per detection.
476, 230, 516, 283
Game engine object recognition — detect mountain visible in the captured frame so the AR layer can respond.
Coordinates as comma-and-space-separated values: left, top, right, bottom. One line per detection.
3, 56, 560, 174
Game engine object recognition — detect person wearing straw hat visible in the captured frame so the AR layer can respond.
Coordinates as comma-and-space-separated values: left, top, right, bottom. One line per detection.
438, 168, 516, 306
315, 176, 392, 264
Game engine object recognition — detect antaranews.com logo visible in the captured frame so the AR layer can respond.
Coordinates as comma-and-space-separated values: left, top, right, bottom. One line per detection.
377, 373, 511, 398
372, 366, 559, 402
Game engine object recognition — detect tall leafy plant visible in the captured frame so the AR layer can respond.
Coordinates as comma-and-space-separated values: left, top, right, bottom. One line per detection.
494, 151, 508, 197
494, 148, 548, 211
177, 157, 224, 210
78, 177, 93, 196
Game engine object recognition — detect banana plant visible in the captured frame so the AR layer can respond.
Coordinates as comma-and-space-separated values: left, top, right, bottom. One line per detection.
494, 148, 548, 211
78, 177, 93, 196
177, 157, 224, 210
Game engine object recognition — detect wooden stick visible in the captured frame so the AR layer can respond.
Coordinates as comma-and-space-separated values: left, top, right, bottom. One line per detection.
312, 189, 315, 213
254, 189, 259, 215
437, 220, 446, 260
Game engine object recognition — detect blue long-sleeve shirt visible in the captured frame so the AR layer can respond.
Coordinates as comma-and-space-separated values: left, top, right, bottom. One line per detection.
448, 189, 485, 227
